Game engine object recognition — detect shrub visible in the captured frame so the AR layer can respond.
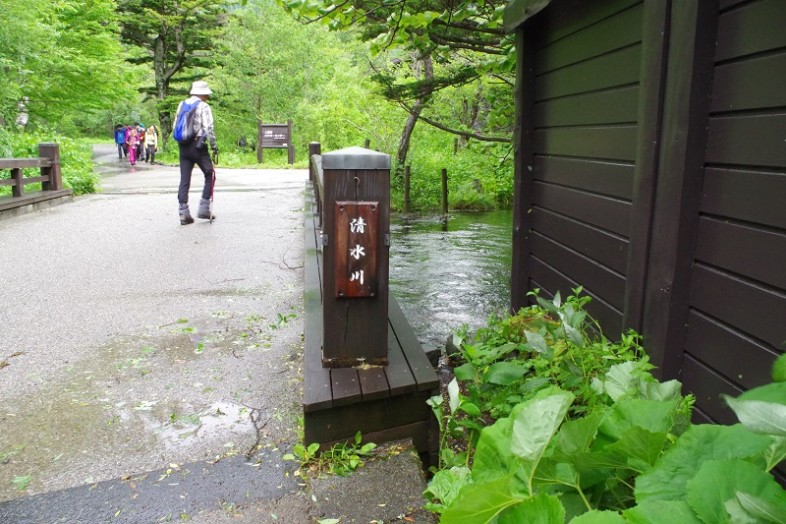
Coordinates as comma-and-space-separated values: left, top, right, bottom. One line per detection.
425, 290, 786, 523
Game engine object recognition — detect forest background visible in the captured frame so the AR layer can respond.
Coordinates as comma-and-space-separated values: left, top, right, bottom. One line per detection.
0, 0, 515, 212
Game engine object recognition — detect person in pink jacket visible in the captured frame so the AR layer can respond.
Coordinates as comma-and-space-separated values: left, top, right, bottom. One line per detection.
127, 128, 140, 165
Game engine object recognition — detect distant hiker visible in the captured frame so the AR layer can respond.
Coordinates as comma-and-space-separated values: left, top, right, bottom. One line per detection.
127, 127, 140, 165
144, 125, 159, 164
114, 124, 127, 159
135, 123, 146, 163
174, 80, 218, 225
124, 125, 132, 155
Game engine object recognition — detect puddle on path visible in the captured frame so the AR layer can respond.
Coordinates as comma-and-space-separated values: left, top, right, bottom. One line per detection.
0, 303, 303, 503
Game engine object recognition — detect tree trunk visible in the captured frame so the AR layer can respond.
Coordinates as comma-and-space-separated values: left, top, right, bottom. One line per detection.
459, 83, 483, 148
153, 36, 173, 146
395, 53, 434, 176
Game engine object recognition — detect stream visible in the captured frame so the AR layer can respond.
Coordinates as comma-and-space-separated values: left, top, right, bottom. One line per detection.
389, 210, 513, 353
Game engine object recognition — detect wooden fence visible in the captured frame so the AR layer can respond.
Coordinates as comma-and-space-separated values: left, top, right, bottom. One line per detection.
0, 143, 72, 215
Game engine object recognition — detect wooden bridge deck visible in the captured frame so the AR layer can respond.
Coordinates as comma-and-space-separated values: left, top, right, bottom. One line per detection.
303, 186, 439, 460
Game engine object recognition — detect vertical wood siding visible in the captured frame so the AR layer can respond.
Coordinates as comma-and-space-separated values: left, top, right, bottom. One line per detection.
682, 0, 786, 423
514, 0, 644, 332
511, 0, 784, 438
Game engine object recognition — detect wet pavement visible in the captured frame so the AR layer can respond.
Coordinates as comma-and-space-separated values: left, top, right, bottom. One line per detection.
0, 145, 434, 523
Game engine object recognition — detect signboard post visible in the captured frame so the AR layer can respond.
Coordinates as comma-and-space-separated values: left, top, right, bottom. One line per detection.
257, 120, 294, 164
321, 146, 391, 367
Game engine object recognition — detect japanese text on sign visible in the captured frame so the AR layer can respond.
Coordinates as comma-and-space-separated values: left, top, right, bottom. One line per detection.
334, 202, 378, 298
259, 124, 290, 147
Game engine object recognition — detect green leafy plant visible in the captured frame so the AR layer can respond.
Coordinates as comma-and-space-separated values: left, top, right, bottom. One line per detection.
425, 355, 786, 523
449, 289, 644, 422
427, 288, 652, 480
286, 442, 320, 467
427, 377, 485, 469
284, 431, 377, 477
269, 311, 297, 330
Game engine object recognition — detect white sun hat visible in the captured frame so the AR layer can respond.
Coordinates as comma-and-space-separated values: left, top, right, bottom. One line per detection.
190, 80, 212, 96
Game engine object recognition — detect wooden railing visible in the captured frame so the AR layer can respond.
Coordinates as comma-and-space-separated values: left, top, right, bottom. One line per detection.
0, 143, 71, 214
302, 144, 439, 460
308, 142, 323, 226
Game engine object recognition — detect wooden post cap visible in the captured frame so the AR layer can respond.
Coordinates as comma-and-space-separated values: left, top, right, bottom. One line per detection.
322, 146, 390, 170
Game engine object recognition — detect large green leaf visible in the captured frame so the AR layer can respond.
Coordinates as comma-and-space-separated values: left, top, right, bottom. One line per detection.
424, 466, 471, 510
511, 390, 574, 488
440, 476, 524, 524
569, 510, 626, 523
485, 361, 529, 386
623, 500, 702, 524
735, 382, 786, 404
635, 424, 773, 502
555, 411, 605, 458
725, 383, 786, 437
472, 388, 573, 494
532, 459, 579, 487
686, 459, 786, 524
732, 491, 786, 524
525, 330, 552, 357
472, 409, 516, 483
448, 378, 461, 413
599, 398, 679, 440
603, 427, 667, 472
497, 493, 565, 524
764, 436, 786, 472
773, 354, 786, 382
453, 363, 476, 381
640, 379, 682, 402
592, 361, 645, 401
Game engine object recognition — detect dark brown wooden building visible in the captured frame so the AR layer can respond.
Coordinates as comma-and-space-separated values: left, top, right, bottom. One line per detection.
504, 0, 785, 424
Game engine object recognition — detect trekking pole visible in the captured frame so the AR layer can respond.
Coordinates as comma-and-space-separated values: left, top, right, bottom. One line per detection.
210, 148, 218, 224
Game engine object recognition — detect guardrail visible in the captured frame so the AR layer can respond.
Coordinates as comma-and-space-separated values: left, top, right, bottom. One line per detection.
0, 143, 72, 216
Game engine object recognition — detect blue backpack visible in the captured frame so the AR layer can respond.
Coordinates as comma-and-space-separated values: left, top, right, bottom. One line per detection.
173, 100, 200, 143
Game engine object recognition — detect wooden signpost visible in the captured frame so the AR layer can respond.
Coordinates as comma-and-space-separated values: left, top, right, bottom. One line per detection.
257, 120, 294, 164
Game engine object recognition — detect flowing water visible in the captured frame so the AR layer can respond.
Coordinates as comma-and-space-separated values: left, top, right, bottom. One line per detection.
389, 210, 513, 352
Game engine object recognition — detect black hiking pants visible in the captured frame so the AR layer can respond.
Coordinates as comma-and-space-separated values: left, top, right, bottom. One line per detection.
178, 141, 214, 205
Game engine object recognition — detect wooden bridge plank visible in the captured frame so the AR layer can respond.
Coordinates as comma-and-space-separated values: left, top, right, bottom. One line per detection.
358, 367, 390, 401
303, 196, 332, 412
385, 327, 416, 396
388, 297, 439, 391
330, 368, 362, 407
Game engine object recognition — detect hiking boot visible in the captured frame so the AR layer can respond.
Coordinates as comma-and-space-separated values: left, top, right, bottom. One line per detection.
179, 204, 194, 225
197, 198, 215, 220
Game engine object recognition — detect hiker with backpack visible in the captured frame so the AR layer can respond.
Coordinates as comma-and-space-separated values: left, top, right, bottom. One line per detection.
173, 80, 218, 225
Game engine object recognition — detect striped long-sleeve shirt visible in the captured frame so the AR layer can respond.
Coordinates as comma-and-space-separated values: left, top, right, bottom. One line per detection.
176, 96, 217, 150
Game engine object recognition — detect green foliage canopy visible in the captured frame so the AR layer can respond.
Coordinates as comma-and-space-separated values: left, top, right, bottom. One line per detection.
278, 0, 515, 144
0, 0, 136, 132
117, 0, 234, 138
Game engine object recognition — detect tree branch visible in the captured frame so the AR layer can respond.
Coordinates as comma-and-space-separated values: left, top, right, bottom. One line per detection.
428, 32, 506, 55
399, 101, 511, 143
